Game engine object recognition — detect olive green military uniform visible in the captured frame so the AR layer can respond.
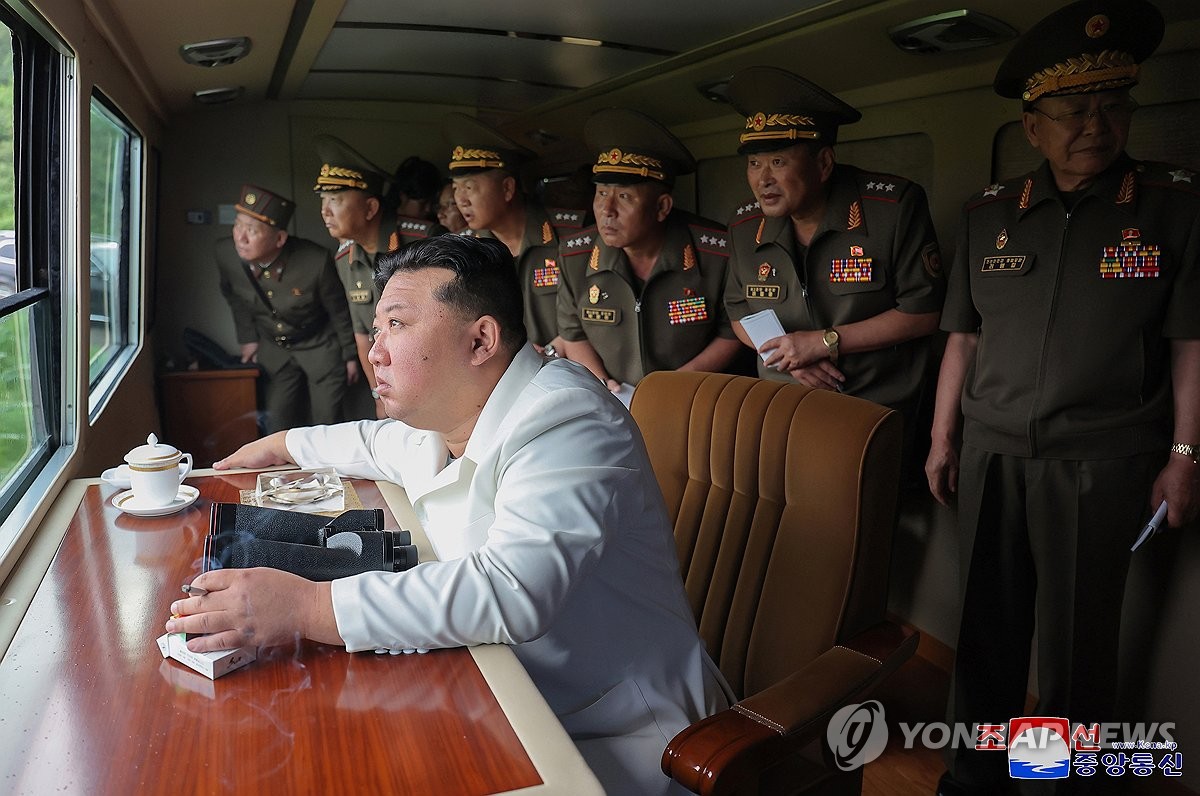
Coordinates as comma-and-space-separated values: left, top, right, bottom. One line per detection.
442, 113, 585, 347
335, 224, 395, 337
558, 211, 734, 385
215, 236, 356, 432
936, 2, 1199, 789
312, 134, 406, 421
723, 164, 944, 414
473, 203, 584, 346
943, 156, 1200, 786
339, 213, 448, 337
391, 215, 448, 250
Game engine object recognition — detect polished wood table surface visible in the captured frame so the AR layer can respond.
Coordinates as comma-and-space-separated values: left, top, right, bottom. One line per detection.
0, 471, 600, 795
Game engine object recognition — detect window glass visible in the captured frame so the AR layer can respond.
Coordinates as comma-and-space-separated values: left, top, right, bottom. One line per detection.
0, 34, 12, 299
0, 6, 65, 555
88, 95, 138, 391
0, 303, 49, 488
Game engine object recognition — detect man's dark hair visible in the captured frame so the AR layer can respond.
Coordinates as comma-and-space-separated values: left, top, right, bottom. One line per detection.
390, 156, 442, 205
375, 236, 527, 352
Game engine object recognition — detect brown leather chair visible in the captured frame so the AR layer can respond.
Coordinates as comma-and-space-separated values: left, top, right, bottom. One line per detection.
629, 371, 919, 795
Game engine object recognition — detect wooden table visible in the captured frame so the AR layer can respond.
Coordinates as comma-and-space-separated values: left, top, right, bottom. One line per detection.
0, 471, 601, 795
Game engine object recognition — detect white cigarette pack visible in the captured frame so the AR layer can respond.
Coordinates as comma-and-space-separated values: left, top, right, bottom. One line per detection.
156, 633, 256, 679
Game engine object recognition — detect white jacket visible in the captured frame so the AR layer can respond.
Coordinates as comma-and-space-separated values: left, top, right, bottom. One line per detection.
286, 345, 730, 794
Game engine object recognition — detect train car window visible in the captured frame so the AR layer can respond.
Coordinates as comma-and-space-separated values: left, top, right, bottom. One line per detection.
0, 2, 68, 563
696, 132, 934, 225
992, 99, 1200, 181
86, 93, 140, 412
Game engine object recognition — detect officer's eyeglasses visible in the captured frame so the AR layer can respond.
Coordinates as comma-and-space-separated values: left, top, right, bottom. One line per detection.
1031, 99, 1139, 131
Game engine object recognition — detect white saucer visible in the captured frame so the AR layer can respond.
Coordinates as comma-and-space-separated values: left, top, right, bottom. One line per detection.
101, 464, 132, 489
112, 485, 200, 517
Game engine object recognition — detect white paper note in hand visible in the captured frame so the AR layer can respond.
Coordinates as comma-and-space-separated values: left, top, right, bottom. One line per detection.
739, 309, 787, 364
614, 382, 636, 409
1131, 500, 1168, 552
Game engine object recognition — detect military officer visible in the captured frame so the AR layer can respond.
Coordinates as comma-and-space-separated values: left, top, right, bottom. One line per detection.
557, 108, 741, 390
215, 185, 359, 432
389, 155, 449, 245
924, 2, 1200, 792
312, 135, 398, 419
443, 112, 586, 349
721, 67, 944, 430
436, 179, 468, 234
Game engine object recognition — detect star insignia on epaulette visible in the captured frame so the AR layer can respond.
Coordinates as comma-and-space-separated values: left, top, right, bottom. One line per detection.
737, 203, 759, 216
983, 184, 1004, 197
1169, 169, 1194, 183
882, 183, 895, 192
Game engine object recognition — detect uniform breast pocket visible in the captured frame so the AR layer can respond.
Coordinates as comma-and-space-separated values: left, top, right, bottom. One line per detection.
531, 260, 561, 294
827, 257, 888, 295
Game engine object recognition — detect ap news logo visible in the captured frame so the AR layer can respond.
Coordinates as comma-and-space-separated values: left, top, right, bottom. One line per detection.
1001, 717, 1072, 779
825, 705, 1182, 779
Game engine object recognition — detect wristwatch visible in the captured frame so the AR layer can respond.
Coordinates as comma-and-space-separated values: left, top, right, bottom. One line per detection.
822, 328, 840, 363
1170, 443, 1198, 462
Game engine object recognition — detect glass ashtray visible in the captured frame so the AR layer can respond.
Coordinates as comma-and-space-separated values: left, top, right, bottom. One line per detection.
255, 467, 344, 512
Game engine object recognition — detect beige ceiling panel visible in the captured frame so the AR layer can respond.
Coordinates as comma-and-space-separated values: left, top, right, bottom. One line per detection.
296, 72, 571, 112
312, 28, 659, 87
338, 0, 830, 51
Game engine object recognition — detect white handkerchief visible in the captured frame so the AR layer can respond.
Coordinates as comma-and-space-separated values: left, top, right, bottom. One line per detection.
739, 309, 787, 362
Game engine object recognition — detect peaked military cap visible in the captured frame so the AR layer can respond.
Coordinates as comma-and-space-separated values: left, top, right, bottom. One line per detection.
235, 184, 294, 228
312, 134, 389, 198
585, 107, 696, 187
726, 67, 861, 154
994, 0, 1163, 101
442, 113, 536, 175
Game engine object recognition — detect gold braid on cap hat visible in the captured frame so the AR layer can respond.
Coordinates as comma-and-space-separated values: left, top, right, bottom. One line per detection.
450, 146, 505, 170
739, 112, 820, 145
592, 148, 666, 182
314, 164, 368, 191
235, 203, 278, 226
1023, 50, 1138, 101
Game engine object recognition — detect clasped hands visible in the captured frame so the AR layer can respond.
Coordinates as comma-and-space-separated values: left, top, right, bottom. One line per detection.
759, 330, 845, 391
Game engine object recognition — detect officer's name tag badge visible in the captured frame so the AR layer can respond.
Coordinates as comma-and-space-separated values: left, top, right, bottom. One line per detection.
348, 288, 373, 303
583, 307, 619, 324
667, 296, 708, 325
746, 284, 782, 300
980, 255, 1028, 273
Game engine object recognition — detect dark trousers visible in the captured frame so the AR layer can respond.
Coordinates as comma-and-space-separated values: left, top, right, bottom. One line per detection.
945, 445, 1161, 792
259, 337, 347, 432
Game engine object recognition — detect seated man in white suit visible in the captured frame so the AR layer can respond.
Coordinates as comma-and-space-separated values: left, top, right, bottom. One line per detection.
168, 234, 731, 794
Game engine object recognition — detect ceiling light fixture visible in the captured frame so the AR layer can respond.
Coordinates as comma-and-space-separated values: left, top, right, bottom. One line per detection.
180, 37, 252, 68
697, 78, 731, 103
193, 87, 244, 104
888, 10, 1017, 54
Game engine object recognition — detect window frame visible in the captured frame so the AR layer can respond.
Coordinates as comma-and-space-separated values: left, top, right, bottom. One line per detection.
0, 0, 76, 578
86, 90, 142, 420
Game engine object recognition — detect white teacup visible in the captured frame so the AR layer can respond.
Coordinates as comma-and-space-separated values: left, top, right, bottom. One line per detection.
124, 433, 193, 508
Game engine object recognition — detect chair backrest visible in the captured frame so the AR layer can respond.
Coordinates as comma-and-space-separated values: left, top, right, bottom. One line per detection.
630, 371, 902, 700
